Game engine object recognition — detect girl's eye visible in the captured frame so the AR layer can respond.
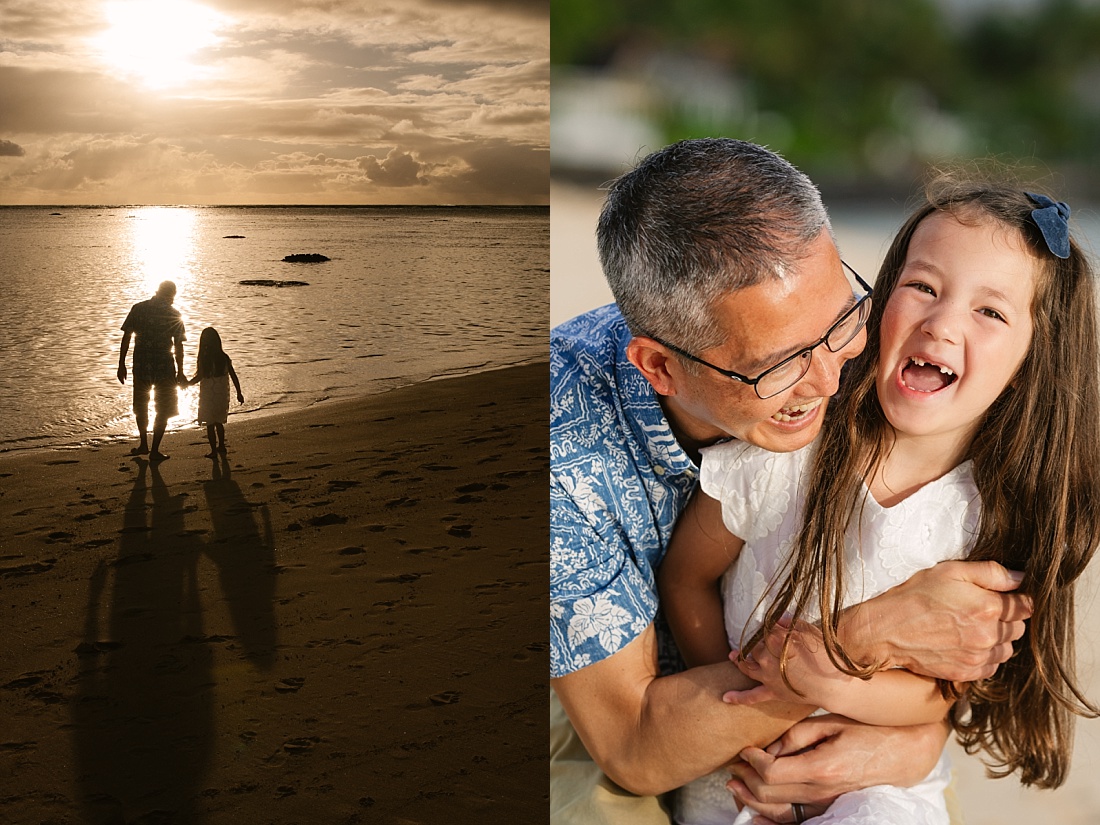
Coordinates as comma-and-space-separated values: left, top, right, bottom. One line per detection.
979, 307, 1007, 322
904, 281, 935, 295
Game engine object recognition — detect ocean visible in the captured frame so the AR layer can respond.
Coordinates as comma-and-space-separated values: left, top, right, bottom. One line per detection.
0, 205, 548, 452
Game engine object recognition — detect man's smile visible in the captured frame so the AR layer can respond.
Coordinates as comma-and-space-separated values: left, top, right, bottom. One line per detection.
771, 396, 823, 423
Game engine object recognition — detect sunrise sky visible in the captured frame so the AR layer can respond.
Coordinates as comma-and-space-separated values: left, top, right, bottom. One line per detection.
0, 0, 548, 205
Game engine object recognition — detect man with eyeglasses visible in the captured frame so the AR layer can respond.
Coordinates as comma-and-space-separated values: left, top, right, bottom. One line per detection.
550, 139, 1032, 825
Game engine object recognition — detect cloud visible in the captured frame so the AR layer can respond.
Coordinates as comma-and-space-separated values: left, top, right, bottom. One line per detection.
0, 0, 547, 204
440, 138, 549, 200
357, 148, 425, 187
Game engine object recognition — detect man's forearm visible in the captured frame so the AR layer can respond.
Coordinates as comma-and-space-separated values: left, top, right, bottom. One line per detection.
631, 662, 816, 793
554, 627, 815, 797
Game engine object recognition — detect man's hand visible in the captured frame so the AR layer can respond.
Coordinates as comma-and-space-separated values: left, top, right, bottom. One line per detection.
725, 715, 950, 820
843, 559, 1032, 682
117, 364, 127, 384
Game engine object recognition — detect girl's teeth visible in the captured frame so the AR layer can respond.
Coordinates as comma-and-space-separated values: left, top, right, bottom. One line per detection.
909, 356, 955, 376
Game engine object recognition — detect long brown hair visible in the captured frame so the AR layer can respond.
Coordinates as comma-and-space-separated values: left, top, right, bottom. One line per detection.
196, 326, 230, 378
747, 172, 1100, 788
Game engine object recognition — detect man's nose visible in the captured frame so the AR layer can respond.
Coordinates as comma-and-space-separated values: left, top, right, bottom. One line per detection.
803, 345, 845, 397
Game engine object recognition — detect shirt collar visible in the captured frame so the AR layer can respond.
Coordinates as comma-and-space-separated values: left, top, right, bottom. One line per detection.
612, 320, 698, 479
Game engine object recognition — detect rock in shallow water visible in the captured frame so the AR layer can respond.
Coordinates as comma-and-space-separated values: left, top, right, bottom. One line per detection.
239, 279, 310, 287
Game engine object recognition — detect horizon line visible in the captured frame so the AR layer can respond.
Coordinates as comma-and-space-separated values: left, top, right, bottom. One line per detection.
0, 203, 550, 209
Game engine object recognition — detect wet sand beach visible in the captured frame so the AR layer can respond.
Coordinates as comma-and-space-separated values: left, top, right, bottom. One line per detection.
0, 362, 549, 825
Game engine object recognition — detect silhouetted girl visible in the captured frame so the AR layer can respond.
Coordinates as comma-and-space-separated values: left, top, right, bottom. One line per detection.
189, 327, 244, 457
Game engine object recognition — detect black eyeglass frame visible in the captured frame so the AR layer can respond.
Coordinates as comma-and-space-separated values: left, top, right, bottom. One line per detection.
648, 261, 874, 400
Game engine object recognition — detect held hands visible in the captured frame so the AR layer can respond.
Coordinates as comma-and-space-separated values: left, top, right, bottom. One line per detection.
723, 620, 851, 709
725, 715, 950, 823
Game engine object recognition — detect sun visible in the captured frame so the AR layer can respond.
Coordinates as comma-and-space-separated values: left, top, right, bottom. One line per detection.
91, 0, 228, 90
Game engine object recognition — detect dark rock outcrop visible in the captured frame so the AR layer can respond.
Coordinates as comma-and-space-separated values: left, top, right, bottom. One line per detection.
239, 279, 310, 287
282, 253, 330, 263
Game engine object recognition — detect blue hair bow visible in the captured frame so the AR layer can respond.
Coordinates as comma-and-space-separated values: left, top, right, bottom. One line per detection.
1025, 192, 1071, 259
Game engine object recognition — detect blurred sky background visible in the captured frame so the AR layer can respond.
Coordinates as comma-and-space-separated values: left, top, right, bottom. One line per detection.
550, 2, 1100, 823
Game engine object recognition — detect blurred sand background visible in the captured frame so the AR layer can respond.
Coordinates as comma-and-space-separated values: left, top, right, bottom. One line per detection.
552, 178, 1100, 824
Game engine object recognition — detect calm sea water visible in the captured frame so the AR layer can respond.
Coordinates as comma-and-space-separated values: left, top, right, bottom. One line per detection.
0, 205, 548, 452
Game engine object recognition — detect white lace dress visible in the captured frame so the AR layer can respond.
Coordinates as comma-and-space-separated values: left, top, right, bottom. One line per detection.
673, 440, 981, 825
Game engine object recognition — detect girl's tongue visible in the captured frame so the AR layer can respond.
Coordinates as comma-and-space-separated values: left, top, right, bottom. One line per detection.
902, 361, 955, 393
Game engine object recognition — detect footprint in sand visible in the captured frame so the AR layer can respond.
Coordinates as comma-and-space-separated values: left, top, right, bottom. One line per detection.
429, 690, 461, 705
455, 482, 487, 493
377, 572, 422, 584
282, 736, 321, 754
275, 677, 305, 694
1, 559, 56, 577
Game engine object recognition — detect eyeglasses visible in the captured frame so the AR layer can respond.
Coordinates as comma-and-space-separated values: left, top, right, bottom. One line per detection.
649, 261, 873, 400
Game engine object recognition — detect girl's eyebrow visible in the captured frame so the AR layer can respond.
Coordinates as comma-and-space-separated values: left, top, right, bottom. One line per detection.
901, 258, 940, 277
976, 285, 1014, 306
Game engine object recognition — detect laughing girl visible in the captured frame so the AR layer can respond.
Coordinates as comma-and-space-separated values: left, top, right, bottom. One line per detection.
660, 176, 1100, 825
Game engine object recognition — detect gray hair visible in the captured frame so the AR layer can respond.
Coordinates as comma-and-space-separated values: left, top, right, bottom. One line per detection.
597, 138, 830, 354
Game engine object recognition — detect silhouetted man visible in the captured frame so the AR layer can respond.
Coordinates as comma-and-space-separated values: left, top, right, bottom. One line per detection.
117, 280, 186, 461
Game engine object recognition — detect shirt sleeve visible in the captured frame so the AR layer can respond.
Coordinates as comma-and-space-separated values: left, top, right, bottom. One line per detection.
550, 474, 657, 678
120, 305, 138, 333
699, 441, 800, 543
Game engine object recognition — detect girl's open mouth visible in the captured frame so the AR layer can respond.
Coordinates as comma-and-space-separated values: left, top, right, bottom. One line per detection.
900, 356, 958, 393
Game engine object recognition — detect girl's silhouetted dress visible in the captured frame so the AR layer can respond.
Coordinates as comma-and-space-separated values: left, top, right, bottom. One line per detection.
190, 327, 244, 457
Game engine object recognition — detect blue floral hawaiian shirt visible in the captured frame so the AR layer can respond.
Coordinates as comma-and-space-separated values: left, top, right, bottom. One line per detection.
551, 304, 700, 678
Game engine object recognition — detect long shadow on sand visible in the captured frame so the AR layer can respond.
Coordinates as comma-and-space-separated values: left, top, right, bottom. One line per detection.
201, 455, 276, 669
72, 459, 214, 825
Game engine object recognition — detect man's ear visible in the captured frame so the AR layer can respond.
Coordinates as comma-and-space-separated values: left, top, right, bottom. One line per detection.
626, 336, 681, 397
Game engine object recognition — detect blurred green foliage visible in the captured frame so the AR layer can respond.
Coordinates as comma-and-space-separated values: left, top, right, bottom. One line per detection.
552, 0, 1100, 185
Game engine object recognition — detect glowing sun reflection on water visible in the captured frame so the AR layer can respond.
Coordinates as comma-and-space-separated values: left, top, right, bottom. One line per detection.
129, 207, 198, 304
124, 207, 201, 433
